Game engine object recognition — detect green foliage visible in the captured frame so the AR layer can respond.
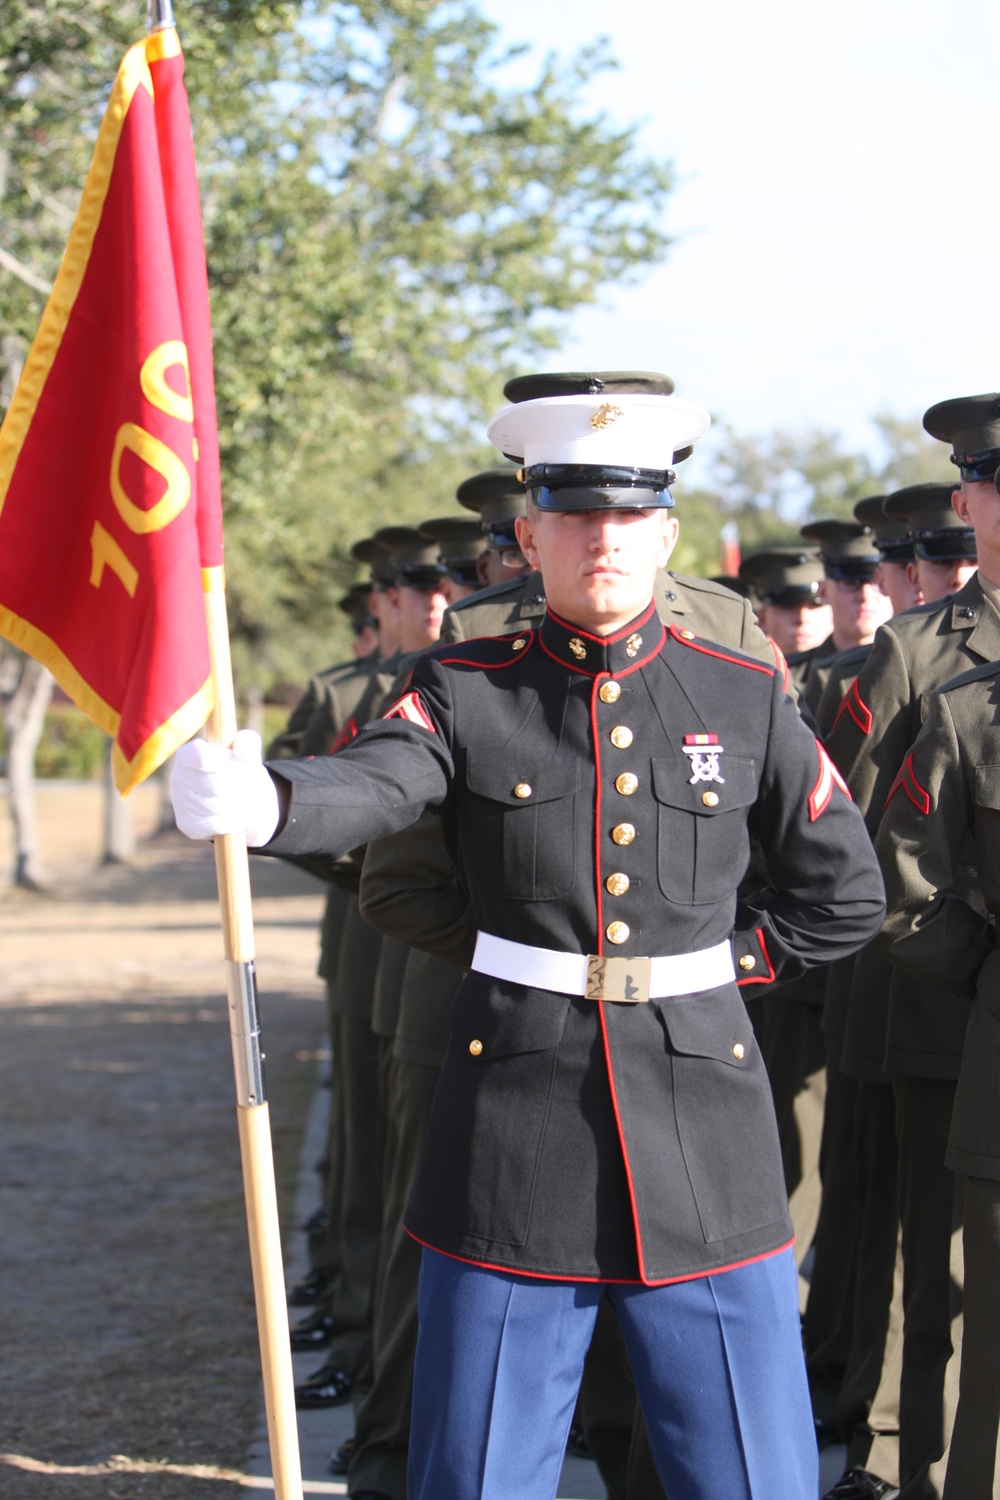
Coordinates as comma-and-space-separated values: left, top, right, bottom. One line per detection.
0, 701, 107, 778
0, 0, 676, 700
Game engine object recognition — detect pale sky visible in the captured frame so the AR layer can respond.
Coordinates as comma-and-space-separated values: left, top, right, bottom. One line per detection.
478, 0, 1000, 487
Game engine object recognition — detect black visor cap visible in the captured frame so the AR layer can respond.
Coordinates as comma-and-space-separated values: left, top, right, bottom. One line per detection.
912, 529, 977, 562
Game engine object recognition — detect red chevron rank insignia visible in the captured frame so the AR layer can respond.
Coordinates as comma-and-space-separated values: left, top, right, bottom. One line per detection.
383, 691, 435, 731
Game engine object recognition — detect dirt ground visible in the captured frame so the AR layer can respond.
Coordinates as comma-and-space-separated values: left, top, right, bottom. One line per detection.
0, 781, 328, 1499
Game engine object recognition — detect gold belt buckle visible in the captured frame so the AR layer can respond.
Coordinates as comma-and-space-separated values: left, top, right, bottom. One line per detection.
585, 955, 652, 1003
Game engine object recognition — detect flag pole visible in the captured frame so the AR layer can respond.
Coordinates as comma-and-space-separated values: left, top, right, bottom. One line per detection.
146, 5, 304, 1496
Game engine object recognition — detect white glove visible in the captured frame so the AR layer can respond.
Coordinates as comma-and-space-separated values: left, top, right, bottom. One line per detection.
170, 729, 280, 846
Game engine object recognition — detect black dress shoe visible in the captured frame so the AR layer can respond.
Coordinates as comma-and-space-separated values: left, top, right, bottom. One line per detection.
289, 1310, 335, 1350
328, 1438, 354, 1476
822, 1469, 899, 1500
294, 1361, 352, 1409
288, 1267, 331, 1306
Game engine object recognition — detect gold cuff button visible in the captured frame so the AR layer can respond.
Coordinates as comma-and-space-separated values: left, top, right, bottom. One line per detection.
612, 823, 636, 846
512, 637, 527, 651
615, 772, 638, 796
469, 1039, 483, 1057
605, 872, 630, 896
610, 726, 633, 749
738, 954, 756, 972
679, 628, 695, 640
732, 1043, 745, 1061
701, 790, 719, 807
513, 782, 532, 799
599, 680, 621, 704
606, 921, 630, 945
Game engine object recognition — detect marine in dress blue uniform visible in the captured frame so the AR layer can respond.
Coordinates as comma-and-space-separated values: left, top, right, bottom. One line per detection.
172, 375, 886, 1500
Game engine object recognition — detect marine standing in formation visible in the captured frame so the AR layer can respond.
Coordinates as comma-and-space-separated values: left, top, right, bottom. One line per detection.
172, 373, 886, 1500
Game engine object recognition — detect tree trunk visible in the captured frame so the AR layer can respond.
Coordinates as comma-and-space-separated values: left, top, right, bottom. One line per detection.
4, 660, 54, 889
155, 752, 177, 835
244, 682, 265, 739
102, 739, 135, 864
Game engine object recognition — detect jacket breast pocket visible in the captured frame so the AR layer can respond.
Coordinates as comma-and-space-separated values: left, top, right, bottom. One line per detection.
651, 756, 757, 906
974, 765, 1000, 886
464, 752, 580, 901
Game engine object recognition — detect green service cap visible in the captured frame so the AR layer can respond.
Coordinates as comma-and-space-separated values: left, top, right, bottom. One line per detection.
923, 393, 1000, 481
419, 516, 488, 584
799, 520, 879, 581
456, 471, 527, 541
351, 535, 395, 588
853, 494, 912, 563
739, 547, 825, 606
373, 526, 447, 587
883, 483, 976, 562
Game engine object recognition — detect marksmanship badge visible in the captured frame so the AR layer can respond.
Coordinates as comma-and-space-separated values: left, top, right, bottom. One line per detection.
682, 733, 725, 785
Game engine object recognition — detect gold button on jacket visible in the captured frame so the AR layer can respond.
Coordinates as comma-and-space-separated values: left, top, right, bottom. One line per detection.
513, 782, 532, 799
599, 680, 621, 704
610, 726, 633, 749
606, 920, 630, 945
612, 822, 636, 846
469, 1039, 483, 1057
605, 872, 630, 896
615, 772, 638, 796
738, 954, 756, 971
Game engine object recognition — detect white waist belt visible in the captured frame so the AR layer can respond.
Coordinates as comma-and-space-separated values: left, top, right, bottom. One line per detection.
471, 932, 736, 1004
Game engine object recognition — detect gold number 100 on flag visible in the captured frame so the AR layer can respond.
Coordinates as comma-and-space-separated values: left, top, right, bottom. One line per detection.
89, 339, 195, 598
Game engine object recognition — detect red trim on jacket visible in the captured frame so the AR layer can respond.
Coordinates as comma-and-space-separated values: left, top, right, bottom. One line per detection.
590, 680, 605, 955
884, 752, 931, 815
328, 715, 358, 755
832, 678, 873, 736
597, 1002, 648, 1281
546, 598, 658, 646
808, 742, 852, 821
436, 631, 537, 670
667, 625, 776, 676
404, 1228, 796, 1288
736, 927, 777, 987
382, 690, 435, 731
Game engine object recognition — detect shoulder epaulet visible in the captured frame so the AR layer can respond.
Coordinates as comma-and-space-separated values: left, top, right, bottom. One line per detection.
667, 624, 776, 676
667, 571, 743, 604
446, 574, 529, 614
936, 658, 1000, 697
428, 630, 537, 670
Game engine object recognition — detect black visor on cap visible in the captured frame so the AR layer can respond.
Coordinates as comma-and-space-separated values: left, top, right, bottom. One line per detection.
759, 584, 822, 607
444, 560, 481, 585
398, 564, 447, 587
952, 449, 1000, 482
524, 462, 675, 511
486, 523, 521, 550
876, 540, 915, 563
911, 528, 977, 562
823, 557, 879, 583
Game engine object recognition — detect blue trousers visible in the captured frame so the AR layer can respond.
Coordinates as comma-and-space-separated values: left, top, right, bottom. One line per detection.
409, 1246, 817, 1500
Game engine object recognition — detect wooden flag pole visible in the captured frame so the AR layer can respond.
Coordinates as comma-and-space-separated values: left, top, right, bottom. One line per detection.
203, 579, 304, 1500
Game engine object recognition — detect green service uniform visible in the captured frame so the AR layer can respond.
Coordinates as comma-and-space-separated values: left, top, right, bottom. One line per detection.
876, 659, 1000, 1499
825, 573, 1000, 1498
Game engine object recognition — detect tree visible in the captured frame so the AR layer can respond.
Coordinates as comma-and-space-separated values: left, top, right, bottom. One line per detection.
1, 0, 675, 693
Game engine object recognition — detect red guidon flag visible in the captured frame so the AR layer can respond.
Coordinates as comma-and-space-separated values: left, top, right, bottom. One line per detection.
0, 27, 223, 793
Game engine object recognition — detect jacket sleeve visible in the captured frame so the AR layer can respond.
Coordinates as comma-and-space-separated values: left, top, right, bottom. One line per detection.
873, 689, 990, 1000
733, 671, 886, 988
825, 623, 915, 834
259, 659, 454, 872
